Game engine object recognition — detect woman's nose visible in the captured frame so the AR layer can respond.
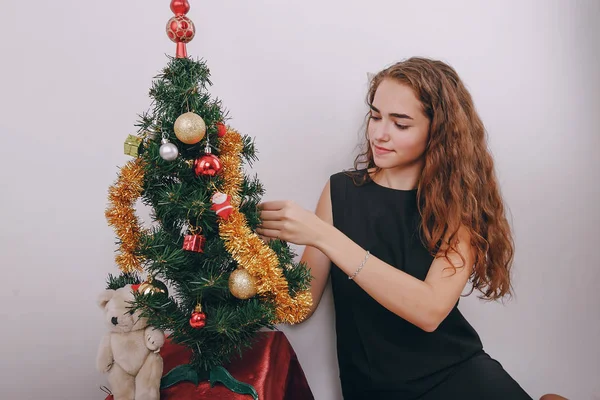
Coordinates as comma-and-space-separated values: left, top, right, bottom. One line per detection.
371, 122, 390, 142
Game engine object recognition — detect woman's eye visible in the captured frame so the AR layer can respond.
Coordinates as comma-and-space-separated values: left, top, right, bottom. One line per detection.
369, 115, 381, 120
395, 124, 409, 130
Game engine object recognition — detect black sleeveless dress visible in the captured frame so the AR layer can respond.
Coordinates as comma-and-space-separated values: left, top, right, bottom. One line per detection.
329, 171, 532, 400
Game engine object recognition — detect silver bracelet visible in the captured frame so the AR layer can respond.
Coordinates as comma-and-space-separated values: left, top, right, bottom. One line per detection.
348, 250, 370, 280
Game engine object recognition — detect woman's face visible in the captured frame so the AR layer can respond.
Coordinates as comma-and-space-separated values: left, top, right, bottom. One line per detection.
367, 78, 430, 170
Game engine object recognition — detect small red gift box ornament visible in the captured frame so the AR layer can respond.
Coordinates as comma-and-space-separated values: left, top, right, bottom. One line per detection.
183, 233, 205, 252
211, 192, 234, 220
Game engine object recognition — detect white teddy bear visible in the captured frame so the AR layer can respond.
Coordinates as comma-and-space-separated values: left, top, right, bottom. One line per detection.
97, 284, 165, 400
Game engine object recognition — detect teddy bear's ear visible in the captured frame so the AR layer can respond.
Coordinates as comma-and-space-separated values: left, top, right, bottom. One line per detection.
97, 289, 115, 309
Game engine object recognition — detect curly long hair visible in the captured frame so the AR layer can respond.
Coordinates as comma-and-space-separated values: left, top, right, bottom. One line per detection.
353, 57, 514, 300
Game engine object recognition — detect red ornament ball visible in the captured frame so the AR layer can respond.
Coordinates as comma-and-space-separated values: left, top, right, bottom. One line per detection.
194, 154, 222, 177
170, 0, 190, 15
189, 306, 206, 329
216, 122, 227, 138
166, 15, 195, 43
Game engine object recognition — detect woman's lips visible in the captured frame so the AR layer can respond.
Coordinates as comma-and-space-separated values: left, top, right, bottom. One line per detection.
373, 145, 393, 156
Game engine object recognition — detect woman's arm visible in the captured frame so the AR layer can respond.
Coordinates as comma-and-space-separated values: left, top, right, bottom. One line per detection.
299, 180, 333, 320
258, 198, 474, 332
316, 223, 474, 332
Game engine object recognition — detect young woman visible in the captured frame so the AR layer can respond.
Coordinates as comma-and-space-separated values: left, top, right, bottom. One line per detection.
257, 57, 565, 400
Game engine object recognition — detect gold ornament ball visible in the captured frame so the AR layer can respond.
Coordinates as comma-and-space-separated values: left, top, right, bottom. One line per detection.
229, 269, 258, 300
174, 112, 206, 144
137, 279, 169, 298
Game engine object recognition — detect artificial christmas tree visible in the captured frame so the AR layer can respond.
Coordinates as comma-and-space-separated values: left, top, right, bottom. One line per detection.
101, 1, 313, 398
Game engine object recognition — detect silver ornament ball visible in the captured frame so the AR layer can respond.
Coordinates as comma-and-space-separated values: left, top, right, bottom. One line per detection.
159, 139, 179, 161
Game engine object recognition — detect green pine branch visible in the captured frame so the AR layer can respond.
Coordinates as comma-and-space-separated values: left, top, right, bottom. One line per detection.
105, 272, 142, 290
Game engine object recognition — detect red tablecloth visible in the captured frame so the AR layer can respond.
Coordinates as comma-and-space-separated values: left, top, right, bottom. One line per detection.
104, 331, 314, 400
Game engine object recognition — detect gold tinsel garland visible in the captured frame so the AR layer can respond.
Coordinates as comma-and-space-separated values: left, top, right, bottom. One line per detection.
105, 158, 146, 273
217, 128, 312, 324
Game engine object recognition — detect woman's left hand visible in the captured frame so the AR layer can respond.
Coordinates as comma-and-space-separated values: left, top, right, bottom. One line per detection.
257, 200, 325, 247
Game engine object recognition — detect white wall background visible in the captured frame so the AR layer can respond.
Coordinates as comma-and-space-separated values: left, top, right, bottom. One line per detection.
1, 1, 598, 399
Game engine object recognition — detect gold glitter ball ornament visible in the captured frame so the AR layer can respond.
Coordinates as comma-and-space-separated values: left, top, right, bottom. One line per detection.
174, 112, 206, 144
229, 268, 258, 300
